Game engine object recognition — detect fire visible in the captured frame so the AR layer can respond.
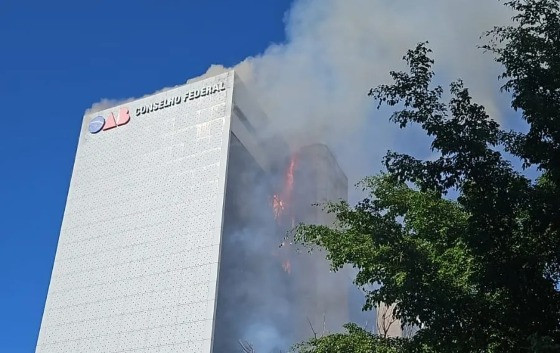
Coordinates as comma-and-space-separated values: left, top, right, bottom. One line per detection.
272, 194, 285, 220
285, 157, 296, 197
271, 155, 298, 222
271, 154, 298, 273
282, 259, 292, 274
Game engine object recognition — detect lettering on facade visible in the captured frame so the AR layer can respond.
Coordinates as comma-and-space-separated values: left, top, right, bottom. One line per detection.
136, 81, 226, 116
89, 81, 227, 134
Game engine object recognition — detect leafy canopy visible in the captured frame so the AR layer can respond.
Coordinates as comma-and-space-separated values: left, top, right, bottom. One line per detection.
294, 1, 560, 352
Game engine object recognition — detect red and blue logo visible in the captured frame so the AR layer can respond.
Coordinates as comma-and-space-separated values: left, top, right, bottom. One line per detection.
88, 107, 130, 134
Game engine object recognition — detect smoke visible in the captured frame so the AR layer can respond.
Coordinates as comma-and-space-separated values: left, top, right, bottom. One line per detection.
89, 0, 514, 187
202, 0, 514, 197
85, 98, 136, 115
84, 85, 180, 115
83, 1, 517, 351
213, 138, 355, 353
207, 1, 516, 351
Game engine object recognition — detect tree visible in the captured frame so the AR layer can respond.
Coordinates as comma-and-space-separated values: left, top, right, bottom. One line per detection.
293, 1, 560, 352
294, 323, 414, 353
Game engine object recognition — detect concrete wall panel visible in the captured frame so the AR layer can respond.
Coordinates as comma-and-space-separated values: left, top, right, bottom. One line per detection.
36, 72, 234, 353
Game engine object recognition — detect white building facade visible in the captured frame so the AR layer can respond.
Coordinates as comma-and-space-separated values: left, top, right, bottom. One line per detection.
37, 72, 244, 353
36, 71, 351, 353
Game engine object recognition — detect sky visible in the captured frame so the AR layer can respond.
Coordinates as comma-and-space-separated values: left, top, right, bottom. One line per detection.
0, 2, 290, 352
0, 1, 521, 352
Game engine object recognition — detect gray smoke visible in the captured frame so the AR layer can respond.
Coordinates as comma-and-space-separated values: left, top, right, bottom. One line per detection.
84, 85, 180, 115
203, 1, 515, 352
204, 0, 514, 200
84, 1, 516, 351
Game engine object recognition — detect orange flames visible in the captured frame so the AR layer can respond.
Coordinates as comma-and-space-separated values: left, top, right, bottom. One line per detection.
285, 157, 296, 198
272, 194, 285, 221
282, 259, 292, 274
270, 154, 298, 274
271, 155, 298, 223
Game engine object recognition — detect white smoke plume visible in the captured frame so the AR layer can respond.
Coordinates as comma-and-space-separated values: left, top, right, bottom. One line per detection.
202, 0, 514, 197
85, 98, 136, 115
84, 85, 180, 115
207, 2, 516, 350
83, 2, 517, 351
88, 0, 514, 192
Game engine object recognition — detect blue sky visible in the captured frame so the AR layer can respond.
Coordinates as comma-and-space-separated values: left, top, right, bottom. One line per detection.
0, 1, 290, 351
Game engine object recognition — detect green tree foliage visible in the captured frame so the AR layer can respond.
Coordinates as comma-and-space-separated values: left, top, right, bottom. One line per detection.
294, 324, 415, 353
294, 1, 560, 352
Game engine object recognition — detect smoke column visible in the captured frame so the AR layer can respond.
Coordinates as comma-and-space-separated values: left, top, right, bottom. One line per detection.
85, 1, 517, 351
200, 0, 514, 200
202, 1, 515, 351
89, 0, 515, 199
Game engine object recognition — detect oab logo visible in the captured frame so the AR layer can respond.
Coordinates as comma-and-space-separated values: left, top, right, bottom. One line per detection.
88, 107, 130, 134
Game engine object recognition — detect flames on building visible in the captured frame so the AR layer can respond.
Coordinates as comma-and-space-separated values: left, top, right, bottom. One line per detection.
214, 141, 351, 353
271, 194, 284, 221
271, 154, 298, 225
271, 154, 299, 274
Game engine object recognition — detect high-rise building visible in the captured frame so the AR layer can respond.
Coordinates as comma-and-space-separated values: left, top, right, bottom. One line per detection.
36, 71, 350, 353
376, 302, 419, 339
